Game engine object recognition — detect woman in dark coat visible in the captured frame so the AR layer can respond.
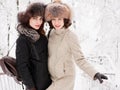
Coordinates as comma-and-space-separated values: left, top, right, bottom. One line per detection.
16, 2, 51, 90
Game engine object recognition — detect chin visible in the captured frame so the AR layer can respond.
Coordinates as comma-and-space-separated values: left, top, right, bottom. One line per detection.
55, 27, 61, 30
34, 27, 40, 30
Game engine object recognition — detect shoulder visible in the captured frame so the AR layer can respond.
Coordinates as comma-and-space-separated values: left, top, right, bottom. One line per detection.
39, 34, 48, 43
66, 29, 78, 40
48, 29, 54, 37
16, 35, 32, 50
16, 35, 30, 44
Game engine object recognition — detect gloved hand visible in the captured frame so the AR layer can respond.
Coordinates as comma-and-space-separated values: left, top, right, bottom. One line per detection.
94, 72, 108, 83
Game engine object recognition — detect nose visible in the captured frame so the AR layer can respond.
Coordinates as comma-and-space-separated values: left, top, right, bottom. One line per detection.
55, 20, 59, 25
36, 19, 42, 24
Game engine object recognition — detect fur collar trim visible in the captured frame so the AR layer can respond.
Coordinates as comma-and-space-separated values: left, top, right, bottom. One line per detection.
17, 25, 40, 42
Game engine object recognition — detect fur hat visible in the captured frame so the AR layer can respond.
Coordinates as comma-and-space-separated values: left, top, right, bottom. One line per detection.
45, 2, 71, 21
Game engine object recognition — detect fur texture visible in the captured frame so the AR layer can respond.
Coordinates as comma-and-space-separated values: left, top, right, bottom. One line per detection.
45, 2, 71, 21
17, 25, 40, 42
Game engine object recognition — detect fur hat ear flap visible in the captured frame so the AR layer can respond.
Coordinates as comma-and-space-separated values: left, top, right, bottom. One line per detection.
45, 2, 71, 21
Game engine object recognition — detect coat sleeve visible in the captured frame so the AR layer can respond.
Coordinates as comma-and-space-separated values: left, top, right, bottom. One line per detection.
67, 31, 97, 79
16, 36, 35, 89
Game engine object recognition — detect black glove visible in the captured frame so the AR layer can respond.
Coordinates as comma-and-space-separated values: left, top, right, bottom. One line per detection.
94, 72, 108, 83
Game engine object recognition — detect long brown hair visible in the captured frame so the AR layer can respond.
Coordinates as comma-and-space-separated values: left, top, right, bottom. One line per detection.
17, 2, 46, 34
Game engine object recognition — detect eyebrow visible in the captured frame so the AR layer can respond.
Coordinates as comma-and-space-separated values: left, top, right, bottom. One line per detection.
32, 16, 43, 18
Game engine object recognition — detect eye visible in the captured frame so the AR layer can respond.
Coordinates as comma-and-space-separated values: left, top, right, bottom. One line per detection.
52, 19, 56, 21
58, 18, 63, 20
32, 17, 37, 19
39, 17, 43, 20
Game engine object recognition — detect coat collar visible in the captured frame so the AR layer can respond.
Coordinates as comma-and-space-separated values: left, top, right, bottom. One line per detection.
17, 25, 40, 42
53, 28, 68, 35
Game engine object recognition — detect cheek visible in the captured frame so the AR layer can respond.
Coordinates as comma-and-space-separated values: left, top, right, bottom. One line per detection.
29, 21, 31, 27
60, 21, 64, 26
29, 20, 36, 28
52, 21, 55, 26
40, 20, 43, 24
29, 19, 33, 25
29, 22, 33, 27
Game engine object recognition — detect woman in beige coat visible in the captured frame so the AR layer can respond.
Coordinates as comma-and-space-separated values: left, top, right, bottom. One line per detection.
45, 1, 108, 90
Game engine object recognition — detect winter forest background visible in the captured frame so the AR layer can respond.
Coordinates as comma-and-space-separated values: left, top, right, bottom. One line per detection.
0, 0, 120, 90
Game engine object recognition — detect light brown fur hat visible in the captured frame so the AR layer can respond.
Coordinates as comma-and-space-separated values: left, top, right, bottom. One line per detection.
45, 1, 71, 21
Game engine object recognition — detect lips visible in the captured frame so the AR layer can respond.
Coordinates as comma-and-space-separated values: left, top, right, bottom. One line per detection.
35, 25, 40, 28
55, 25, 60, 28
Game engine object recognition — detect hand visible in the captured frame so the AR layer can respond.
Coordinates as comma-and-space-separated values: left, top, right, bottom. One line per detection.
94, 72, 108, 83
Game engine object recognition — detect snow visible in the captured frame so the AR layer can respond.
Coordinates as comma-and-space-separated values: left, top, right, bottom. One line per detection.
0, 0, 120, 90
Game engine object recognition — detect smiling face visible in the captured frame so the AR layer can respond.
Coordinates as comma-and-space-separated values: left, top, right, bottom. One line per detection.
51, 17, 64, 30
29, 16, 43, 30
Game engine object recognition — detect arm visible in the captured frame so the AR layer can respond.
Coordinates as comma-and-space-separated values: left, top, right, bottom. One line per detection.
16, 36, 35, 89
67, 31, 108, 83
